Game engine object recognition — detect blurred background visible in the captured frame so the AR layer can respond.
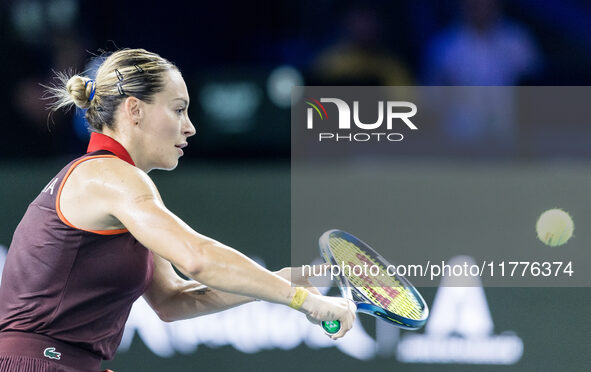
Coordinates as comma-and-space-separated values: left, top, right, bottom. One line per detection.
2, 0, 591, 159
1, 0, 590, 370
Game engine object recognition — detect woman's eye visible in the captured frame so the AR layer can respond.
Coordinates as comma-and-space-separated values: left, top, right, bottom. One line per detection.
176, 108, 185, 114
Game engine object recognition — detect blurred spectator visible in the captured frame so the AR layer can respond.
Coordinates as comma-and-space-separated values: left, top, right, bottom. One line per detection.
311, 4, 412, 85
424, 0, 541, 85
0, 0, 88, 157
423, 0, 542, 154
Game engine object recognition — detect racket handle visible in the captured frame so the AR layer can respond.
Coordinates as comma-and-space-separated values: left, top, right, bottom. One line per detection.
321, 320, 341, 334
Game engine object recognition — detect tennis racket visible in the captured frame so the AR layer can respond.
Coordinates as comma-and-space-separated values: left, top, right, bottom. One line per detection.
319, 229, 429, 334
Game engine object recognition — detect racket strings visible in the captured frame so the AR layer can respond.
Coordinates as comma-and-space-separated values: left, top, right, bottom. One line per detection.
329, 237, 423, 320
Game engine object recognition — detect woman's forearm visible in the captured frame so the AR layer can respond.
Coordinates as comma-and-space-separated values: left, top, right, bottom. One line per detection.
159, 283, 254, 322
187, 241, 297, 306
157, 267, 311, 322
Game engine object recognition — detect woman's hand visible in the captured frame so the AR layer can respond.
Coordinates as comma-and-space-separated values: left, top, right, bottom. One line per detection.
299, 292, 356, 340
275, 265, 356, 339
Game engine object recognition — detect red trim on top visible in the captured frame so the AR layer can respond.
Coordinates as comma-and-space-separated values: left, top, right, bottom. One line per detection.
87, 132, 135, 166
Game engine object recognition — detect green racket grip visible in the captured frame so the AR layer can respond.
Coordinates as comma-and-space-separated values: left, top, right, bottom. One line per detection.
321, 320, 341, 334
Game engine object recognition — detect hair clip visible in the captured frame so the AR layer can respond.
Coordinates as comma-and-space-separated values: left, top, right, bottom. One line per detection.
84, 79, 96, 102
117, 82, 125, 96
134, 64, 144, 73
115, 69, 124, 81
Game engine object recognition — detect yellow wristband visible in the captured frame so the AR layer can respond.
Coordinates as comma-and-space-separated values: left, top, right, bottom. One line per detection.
289, 287, 309, 310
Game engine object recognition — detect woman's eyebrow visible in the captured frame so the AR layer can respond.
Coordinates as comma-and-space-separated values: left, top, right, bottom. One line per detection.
172, 98, 189, 105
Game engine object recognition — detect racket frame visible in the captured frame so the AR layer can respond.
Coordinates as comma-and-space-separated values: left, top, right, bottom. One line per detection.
319, 229, 429, 330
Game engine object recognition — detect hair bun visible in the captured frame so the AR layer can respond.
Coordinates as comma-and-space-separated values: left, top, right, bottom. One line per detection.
66, 75, 93, 109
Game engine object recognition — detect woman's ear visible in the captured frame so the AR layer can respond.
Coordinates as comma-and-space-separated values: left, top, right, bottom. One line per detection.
124, 96, 144, 124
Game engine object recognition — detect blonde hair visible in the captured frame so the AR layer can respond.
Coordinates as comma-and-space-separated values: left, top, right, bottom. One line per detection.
45, 48, 177, 131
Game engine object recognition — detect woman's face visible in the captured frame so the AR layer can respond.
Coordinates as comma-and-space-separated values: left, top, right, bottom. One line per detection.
138, 69, 196, 171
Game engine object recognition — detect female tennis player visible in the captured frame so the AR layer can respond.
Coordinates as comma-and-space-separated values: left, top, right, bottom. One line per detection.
0, 48, 355, 372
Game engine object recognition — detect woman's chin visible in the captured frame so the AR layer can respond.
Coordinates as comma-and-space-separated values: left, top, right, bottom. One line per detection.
153, 158, 179, 171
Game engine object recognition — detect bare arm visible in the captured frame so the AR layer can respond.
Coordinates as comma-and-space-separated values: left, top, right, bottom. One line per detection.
145, 255, 324, 322
144, 253, 255, 322
64, 158, 354, 338
100, 161, 294, 304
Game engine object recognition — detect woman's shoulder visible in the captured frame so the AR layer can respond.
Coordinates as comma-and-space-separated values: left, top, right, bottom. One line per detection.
66, 155, 155, 197
58, 155, 159, 232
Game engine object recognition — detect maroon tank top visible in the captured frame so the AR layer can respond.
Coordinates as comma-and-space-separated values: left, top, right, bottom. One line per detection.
0, 133, 154, 360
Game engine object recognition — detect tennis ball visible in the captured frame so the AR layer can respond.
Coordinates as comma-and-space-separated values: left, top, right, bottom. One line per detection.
536, 209, 574, 247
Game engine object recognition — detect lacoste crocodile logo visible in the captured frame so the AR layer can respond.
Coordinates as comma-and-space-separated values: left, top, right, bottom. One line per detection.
43, 347, 61, 360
